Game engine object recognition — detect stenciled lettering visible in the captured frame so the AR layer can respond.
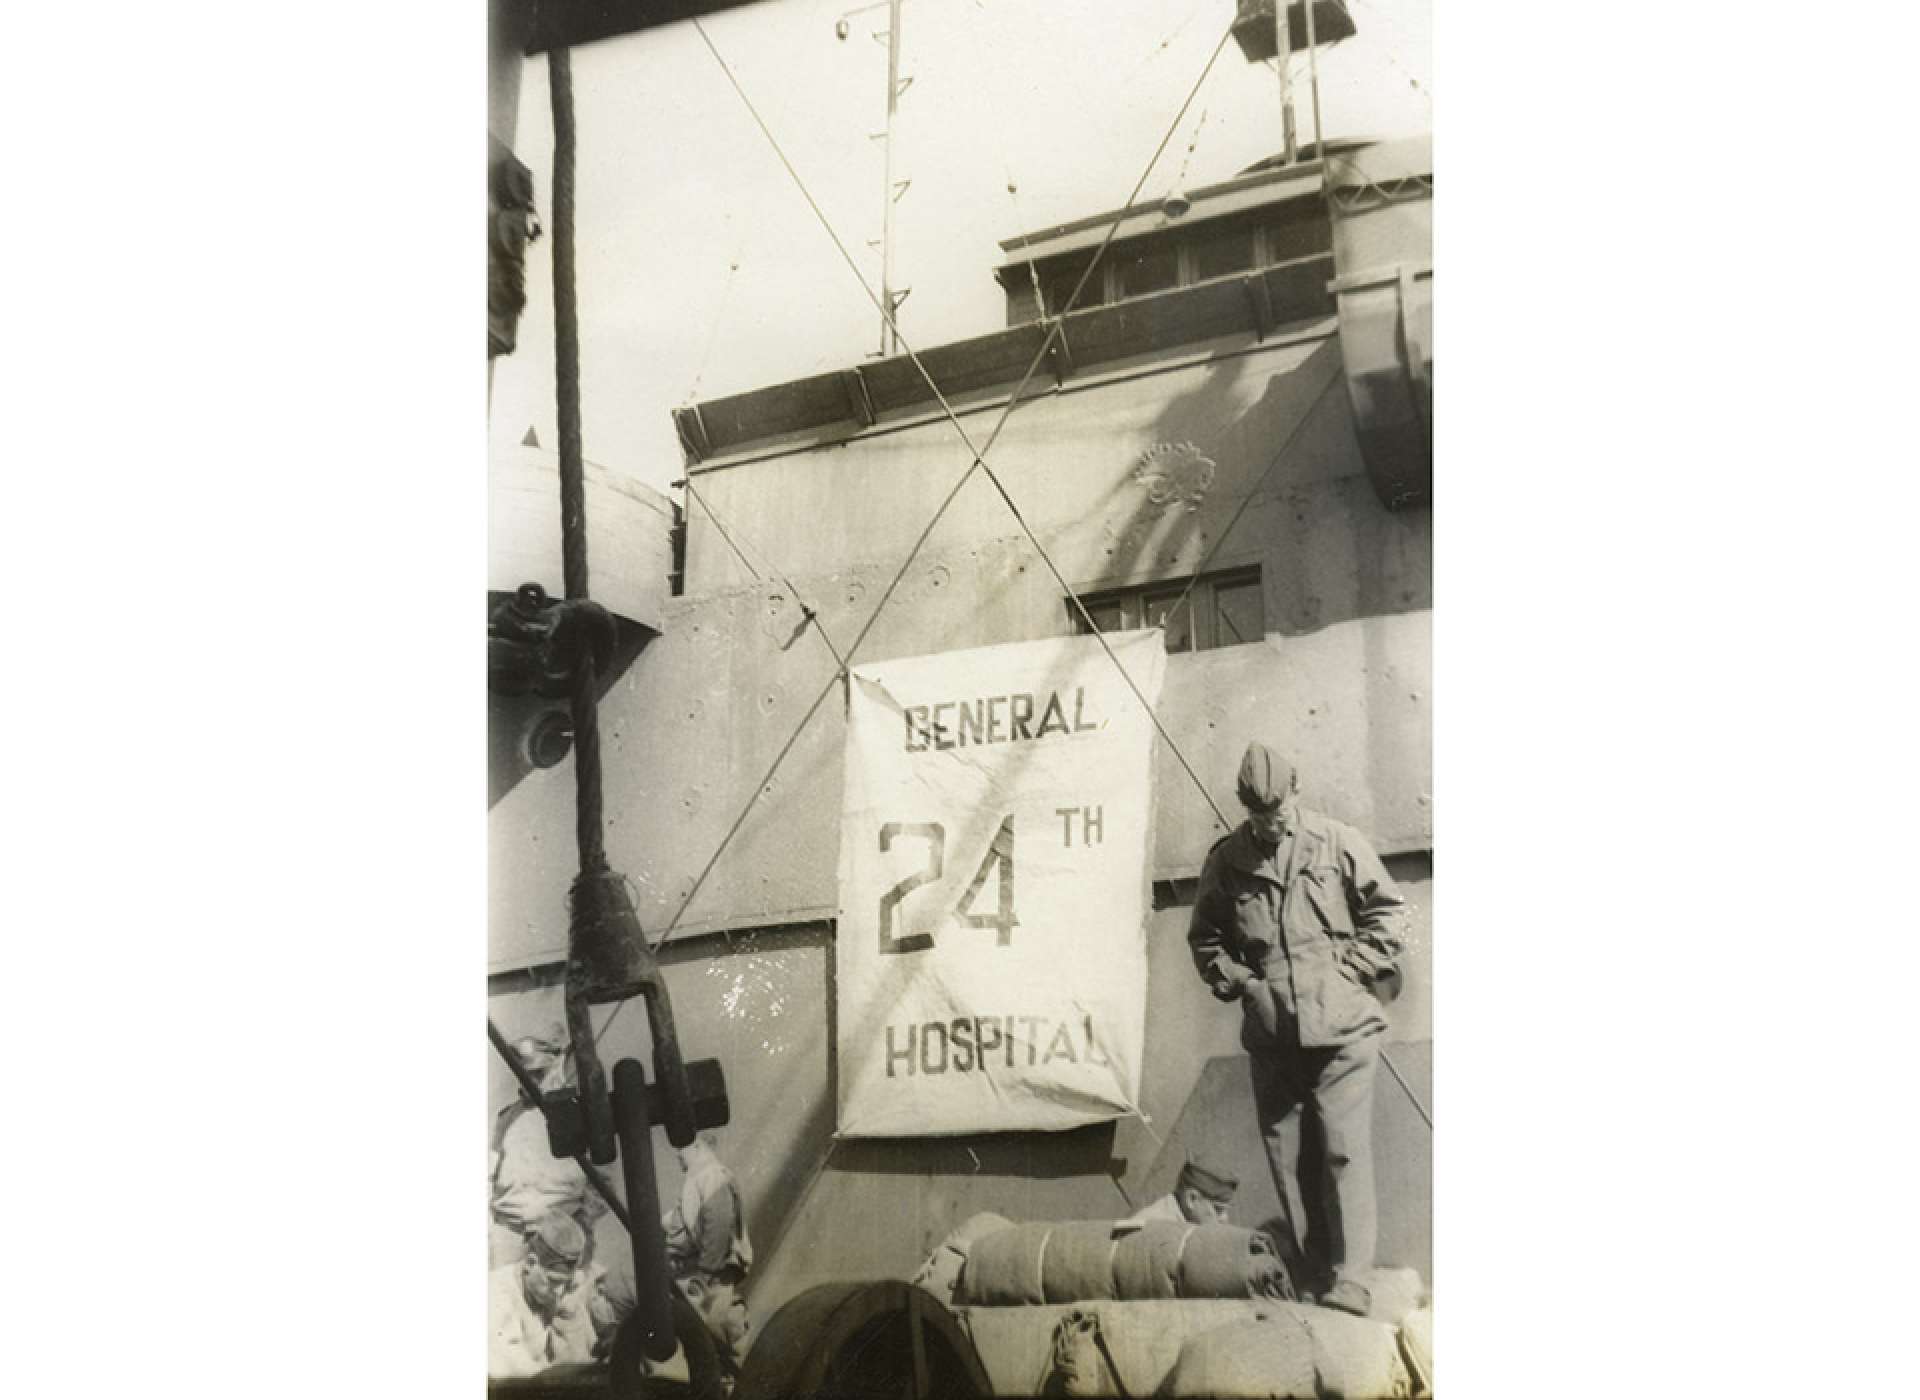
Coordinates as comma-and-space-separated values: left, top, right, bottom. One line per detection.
1074, 687, 1097, 731
956, 699, 985, 746
1043, 1021, 1078, 1065
1035, 691, 1071, 738
876, 1014, 1108, 1080
921, 1020, 950, 1075
1009, 694, 1035, 741
885, 1023, 916, 1078
898, 687, 1101, 752
951, 1016, 976, 1073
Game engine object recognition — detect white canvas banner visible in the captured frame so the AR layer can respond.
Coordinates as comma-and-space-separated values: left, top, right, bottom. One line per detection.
835, 629, 1166, 1138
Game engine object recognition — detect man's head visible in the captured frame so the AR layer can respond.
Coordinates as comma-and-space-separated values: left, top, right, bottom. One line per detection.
677, 1131, 720, 1173
682, 1269, 751, 1358
1237, 742, 1298, 848
1174, 1157, 1238, 1225
513, 1022, 573, 1094
520, 1212, 587, 1311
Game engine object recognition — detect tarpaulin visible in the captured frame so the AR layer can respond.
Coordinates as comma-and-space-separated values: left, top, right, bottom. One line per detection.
1158, 1308, 1414, 1399
835, 631, 1166, 1137
1399, 1304, 1434, 1397
956, 1299, 1406, 1399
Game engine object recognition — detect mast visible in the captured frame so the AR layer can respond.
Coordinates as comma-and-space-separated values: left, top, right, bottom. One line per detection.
1274, 0, 1297, 164
1304, 0, 1326, 163
880, 0, 904, 355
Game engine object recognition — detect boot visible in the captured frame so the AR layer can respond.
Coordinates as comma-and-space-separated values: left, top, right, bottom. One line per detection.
1318, 1277, 1372, 1317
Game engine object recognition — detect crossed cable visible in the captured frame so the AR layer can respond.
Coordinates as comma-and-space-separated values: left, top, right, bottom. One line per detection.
594, 19, 1239, 1050
594, 15, 1431, 1133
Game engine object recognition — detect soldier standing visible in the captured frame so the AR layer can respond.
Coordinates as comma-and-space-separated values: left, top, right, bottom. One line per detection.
1187, 742, 1406, 1314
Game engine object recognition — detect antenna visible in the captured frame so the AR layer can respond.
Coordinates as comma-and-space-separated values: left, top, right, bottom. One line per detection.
838, 0, 914, 357
1234, 3, 1356, 165
1273, 0, 1297, 164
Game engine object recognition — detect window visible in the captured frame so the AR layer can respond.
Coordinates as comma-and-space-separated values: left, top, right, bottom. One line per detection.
1110, 242, 1180, 300
1191, 225, 1257, 282
1039, 253, 1098, 318
1012, 199, 1336, 326
1070, 567, 1265, 653
1261, 207, 1333, 265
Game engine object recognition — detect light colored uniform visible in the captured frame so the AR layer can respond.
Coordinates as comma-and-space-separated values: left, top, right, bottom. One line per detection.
663, 1152, 752, 1281
487, 1264, 597, 1378
490, 1100, 605, 1267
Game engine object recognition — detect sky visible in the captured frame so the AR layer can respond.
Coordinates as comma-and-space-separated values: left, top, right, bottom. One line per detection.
488, 0, 1432, 496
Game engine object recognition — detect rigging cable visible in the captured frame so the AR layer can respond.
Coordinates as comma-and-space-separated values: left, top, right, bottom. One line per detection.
706, 18, 1428, 1130
1121, 0, 1211, 86
690, 13, 1241, 825
606, 16, 1433, 1131
681, 474, 848, 675
692, 19, 1430, 1126
596, 21, 1239, 1046
970, 11, 1047, 322
682, 250, 744, 406
1333, 0, 1431, 105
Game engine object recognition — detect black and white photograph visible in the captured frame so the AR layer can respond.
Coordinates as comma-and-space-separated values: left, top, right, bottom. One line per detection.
486, 3, 1431, 1395
19, 3, 1920, 1398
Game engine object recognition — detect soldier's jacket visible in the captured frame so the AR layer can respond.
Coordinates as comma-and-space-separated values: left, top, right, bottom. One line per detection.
1188, 808, 1406, 1049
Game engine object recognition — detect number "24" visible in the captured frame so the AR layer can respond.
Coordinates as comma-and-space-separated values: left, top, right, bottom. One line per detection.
878, 816, 1018, 955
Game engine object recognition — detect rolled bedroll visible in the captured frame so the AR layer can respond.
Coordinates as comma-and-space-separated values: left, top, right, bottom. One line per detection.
958, 1221, 1052, 1306
1109, 1221, 1187, 1300
1038, 1220, 1121, 1303
958, 1220, 1287, 1305
1176, 1223, 1285, 1299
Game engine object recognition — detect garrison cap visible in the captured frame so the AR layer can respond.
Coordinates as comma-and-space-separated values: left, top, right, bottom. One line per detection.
1236, 742, 1296, 809
1177, 1157, 1239, 1202
529, 1212, 587, 1265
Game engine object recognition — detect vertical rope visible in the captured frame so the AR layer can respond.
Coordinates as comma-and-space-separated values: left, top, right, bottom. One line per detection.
548, 46, 605, 873
569, 655, 605, 871
550, 47, 588, 605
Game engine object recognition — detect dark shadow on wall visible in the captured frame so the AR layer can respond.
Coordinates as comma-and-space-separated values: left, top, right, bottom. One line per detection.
1108, 336, 1431, 639
828, 1121, 1122, 1181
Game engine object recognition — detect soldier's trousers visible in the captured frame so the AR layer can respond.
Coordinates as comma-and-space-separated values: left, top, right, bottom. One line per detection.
1249, 1030, 1380, 1297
